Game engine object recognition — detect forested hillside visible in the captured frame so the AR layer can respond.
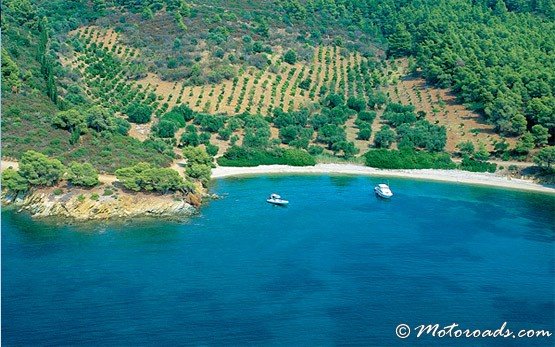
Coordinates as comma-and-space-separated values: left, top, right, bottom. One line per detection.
2, 0, 554, 183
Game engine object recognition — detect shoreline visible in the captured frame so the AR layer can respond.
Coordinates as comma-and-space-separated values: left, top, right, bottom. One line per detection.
211, 164, 555, 194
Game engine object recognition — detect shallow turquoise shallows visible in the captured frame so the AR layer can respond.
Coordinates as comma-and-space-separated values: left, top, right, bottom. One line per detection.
2, 175, 554, 346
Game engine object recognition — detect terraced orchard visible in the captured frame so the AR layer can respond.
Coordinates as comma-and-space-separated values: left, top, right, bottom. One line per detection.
63, 26, 381, 117
381, 59, 513, 152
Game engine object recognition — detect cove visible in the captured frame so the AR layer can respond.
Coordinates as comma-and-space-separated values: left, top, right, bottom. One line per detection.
2, 175, 554, 345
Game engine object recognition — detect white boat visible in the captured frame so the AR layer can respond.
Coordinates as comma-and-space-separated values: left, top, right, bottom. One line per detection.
267, 193, 289, 206
374, 183, 393, 198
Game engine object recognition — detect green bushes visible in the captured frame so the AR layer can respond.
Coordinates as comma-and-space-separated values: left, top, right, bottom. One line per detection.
182, 146, 213, 185
126, 102, 152, 124
283, 50, 297, 64
346, 96, 366, 112
170, 104, 194, 122
358, 111, 376, 123
459, 157, 497, 173
373, 126, 396, 148
180, 125, 200, 146
161, 111, 186, 128
194, 113, 225, 133
19, 150, 65, 186
67, 162, 99, 187
534, 146, 555, 172
1, 168, 29, 192
218, 146, 316, 167
115, 162, 189, 193
396, 120, 447, 152
153, 120, 177, 138
357, 127, 372, 140
316, 124, 346, 149
364, 149, 456, 169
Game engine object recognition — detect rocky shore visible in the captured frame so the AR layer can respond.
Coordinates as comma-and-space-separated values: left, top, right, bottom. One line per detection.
2, 187, 202, 221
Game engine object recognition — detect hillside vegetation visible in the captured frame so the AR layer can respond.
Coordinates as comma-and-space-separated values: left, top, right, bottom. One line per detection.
2, 0, 554, 186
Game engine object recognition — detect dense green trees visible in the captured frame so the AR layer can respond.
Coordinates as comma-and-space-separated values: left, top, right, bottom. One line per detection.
374, 126, 396, 149
19, 150, 65, 186
346, 97, 366, 113
316, 124, 346, 149
115, 162, 188, 193
531, 125, 550, 147
534, 146, 555, 171
1, 49, 21, 91
278, 0, 555, 143
397, 121, 447, 152
86, 106, 114, 132
182, 146, 213, 185
153, 120, 177, 138
1, 168, 29, 192
52, 109, 87, 135
126, 102, 152, 124
195, 114, 225, 133
67, 162, 99, 187
180, 125, 200, 146
218, 146, 315, 167
283, 50, 297, 64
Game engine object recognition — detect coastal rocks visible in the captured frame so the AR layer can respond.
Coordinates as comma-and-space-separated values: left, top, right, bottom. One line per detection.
2, 188, 199, 221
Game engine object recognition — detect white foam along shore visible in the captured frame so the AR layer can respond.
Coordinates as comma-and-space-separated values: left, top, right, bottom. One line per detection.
211, 163, 555, 194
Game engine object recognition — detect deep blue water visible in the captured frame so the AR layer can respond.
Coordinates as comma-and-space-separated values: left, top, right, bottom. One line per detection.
2, 175, 554, 346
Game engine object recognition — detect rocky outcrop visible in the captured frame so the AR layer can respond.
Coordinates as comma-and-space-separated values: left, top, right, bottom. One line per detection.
2, 188, 200, 221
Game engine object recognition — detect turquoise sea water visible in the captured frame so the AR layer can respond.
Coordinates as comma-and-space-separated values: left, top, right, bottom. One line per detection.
2, 175, 554, 346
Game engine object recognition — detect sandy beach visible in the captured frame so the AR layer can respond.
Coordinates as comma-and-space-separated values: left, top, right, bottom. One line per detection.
3, 159, 553, 194
211, 164, 555, 194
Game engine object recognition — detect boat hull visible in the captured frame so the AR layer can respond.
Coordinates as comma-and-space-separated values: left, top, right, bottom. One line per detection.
374, 188, 393, 199
267, 199, 289, 206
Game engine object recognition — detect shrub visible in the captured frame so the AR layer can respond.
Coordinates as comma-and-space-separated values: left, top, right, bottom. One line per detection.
459, 157, 497, 173
171, 104, 195, 122
1, 168, 29, 192
323, 94, 344, 108
153, 120, 177, 138
182, 146, 213, 185
317, 124, 346, 149
161, 111, 186, 128
347, 97, 366, 112
180, 125, 200, 147
115, 162, 189, 193
357, 128, 372, 140
195, 114, 225, 133
533, 146, 555, 172
383, 110, 417, 127
373, 126, 396, 148
396, 120, 447, 152
126, 102, 152, 124
205, 143, 219, 157
53, 188, 63, 196
364, 149, 456, 169
218, 127, 232, 141
358, 111, 377, 123
90, 193, 100, 201
103, 188, 114, 196
218, 146, 315, 167
114, 118, 131, 135
67, 162, 99, 187
283, 50, 297, 64
19, 151, 65, 186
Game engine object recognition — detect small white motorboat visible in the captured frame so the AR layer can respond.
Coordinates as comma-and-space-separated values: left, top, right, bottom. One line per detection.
374, 183, 393, 198
267, 193, 289, 206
